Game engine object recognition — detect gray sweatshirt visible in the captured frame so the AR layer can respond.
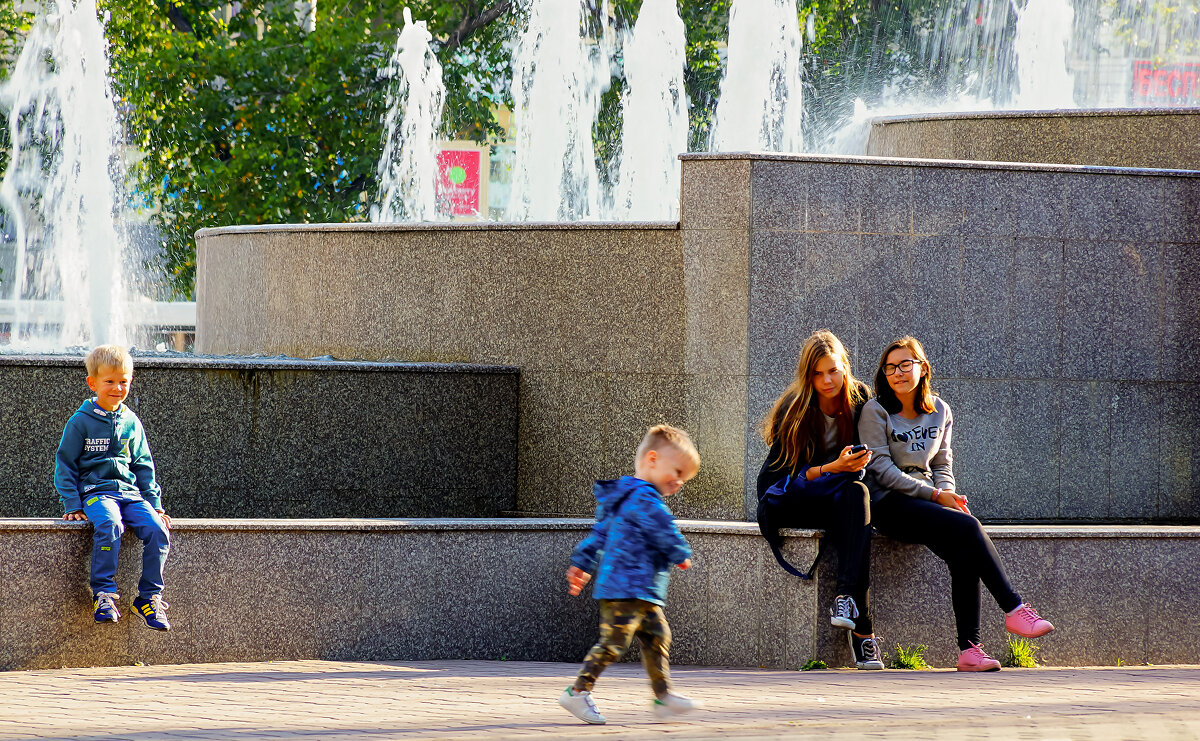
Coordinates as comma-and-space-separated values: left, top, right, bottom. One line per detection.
857, 396, 955, 500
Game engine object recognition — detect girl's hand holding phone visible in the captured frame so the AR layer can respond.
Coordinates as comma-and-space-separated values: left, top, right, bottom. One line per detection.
835, 445, 872, 473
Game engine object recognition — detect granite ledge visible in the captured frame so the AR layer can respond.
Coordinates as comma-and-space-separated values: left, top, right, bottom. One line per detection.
196, 221, 681, 238
0, 517, 819, 536
871, 107, 1200, 123
0, 353, 519, 375
4, 518, 1195, 539
680, 152, 1200, 178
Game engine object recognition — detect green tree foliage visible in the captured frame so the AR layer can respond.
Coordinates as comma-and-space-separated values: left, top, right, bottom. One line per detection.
103, 0, 516, 297
0, 3, 35, 179
1104, 0, 1200, 61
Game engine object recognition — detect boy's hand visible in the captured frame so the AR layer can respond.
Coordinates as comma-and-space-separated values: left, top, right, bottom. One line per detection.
566, 566, 591, 596
678, 559, 692, 570
62, 511, 87, 521
158, 512, 172, 529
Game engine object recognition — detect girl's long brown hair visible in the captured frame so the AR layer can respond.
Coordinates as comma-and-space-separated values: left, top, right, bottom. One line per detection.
873, 336, 936, 415
762, 330, 868, 473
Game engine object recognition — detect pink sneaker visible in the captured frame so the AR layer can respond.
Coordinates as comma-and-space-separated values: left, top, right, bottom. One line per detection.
957, 642, 1001, 672
1005, 603, 1054, 638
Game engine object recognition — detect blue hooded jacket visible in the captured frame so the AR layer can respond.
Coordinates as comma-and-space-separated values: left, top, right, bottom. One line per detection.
54, 399, 162, 514
570, 476, 693, 606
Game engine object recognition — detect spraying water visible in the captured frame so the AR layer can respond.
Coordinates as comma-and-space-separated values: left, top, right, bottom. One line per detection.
611, 0, 688, 220
710, 0, 804, 152
0, 0, 130, 349
508, 0, 613, 221
1013, 0, 1076, 109
372, 7, 447, 222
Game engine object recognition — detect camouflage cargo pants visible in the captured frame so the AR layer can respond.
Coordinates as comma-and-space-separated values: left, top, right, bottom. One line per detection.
573, 599, 672, 697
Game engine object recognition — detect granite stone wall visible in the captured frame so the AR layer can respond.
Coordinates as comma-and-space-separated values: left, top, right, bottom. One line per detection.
817, 526, 1200, 668
194, 154, 1200, 524
0, 356, 517, 518
1, 519, 1195, 670
195, 224, 747, 521
0, 518, 817, 671
866, 109, 1200, 170
720, 153, 1200, 523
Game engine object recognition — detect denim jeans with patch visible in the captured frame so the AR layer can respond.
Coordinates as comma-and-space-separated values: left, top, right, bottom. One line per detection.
82, 493, 170, 598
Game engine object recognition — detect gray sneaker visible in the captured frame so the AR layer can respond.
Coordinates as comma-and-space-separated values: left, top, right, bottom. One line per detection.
849, 633, 885, 670
558, 686, 606, 724
830, 594, 859, 629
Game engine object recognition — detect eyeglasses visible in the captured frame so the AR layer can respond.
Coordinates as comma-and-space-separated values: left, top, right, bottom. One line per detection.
884, 359, 922, 376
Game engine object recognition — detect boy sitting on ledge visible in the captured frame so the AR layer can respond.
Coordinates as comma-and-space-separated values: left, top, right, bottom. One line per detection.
55, 345, 172, 631
559, 424, 701, 725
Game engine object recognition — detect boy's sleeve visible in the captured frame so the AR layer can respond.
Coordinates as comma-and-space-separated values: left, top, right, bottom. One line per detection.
130, 418, 163, 511
54, 417, 85, 513
643, 496, 692, 566
569, 503, 609, 573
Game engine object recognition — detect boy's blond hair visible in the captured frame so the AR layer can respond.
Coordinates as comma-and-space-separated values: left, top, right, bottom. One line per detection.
85, 345, 134, 377
635, 424, 700, 469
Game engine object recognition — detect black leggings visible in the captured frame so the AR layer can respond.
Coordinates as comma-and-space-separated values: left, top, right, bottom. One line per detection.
872, 492, 1022, 650
760, 481, 873, 635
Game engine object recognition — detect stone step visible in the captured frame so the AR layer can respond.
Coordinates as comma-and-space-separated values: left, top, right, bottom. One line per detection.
1, 518, 1195, 671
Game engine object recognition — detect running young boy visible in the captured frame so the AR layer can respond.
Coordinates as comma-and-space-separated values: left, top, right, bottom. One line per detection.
558, 424, 701, 725
55, 345, 172, 630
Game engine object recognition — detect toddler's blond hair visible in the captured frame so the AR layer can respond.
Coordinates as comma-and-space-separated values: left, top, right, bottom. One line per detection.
85, 345, 134, 377
635, 424, 700, 470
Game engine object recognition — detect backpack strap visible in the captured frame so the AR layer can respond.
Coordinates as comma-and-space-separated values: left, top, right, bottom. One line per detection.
756, 497, 826, 581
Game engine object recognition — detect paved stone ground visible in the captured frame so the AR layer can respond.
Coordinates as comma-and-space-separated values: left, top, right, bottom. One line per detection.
1, 660, 1198, 741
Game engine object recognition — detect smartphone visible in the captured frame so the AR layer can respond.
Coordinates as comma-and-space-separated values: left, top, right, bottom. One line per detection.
849, 444, 868, 454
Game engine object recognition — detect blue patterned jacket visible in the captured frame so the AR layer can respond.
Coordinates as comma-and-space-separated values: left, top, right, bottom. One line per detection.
570, 476, 693, 606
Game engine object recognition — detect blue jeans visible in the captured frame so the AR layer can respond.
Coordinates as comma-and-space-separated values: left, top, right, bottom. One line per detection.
82, 493, 170, 598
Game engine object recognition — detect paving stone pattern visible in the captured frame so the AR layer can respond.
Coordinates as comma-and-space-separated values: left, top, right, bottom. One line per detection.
0, 659, 1197, 740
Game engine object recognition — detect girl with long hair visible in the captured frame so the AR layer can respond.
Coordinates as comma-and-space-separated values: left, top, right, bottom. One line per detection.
859, 336, 1055, 671
756, 330, 882, 670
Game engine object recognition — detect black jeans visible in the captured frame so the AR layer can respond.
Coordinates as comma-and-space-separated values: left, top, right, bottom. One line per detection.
760, 481, 873, 635
872, 492, 1022, 651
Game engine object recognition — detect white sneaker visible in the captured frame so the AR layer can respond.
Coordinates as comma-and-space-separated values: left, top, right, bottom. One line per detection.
652, 692, 702, 720
558, 687, 606, 724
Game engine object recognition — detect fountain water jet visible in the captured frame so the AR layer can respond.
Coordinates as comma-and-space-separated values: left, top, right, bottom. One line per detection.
371, 7, 447, 223
507, 0, 613, 221
710, 0, 804, 153
0, 0, 131, 348
1013, 0, 1076, 109
610, 0, 688, 220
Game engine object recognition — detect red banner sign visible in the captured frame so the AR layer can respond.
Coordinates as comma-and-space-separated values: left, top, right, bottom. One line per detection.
1132, 61, 1200, 106
436, 149, 482, 216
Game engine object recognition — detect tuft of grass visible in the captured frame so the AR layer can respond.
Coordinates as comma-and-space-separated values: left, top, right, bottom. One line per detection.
1002, 635, 1041, 668
800, 659, 828, 671
885, 644, 930, 670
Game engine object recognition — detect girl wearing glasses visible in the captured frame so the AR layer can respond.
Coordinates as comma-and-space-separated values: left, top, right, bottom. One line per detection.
757, 330, 883, 670
858, 336, 1055, 671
